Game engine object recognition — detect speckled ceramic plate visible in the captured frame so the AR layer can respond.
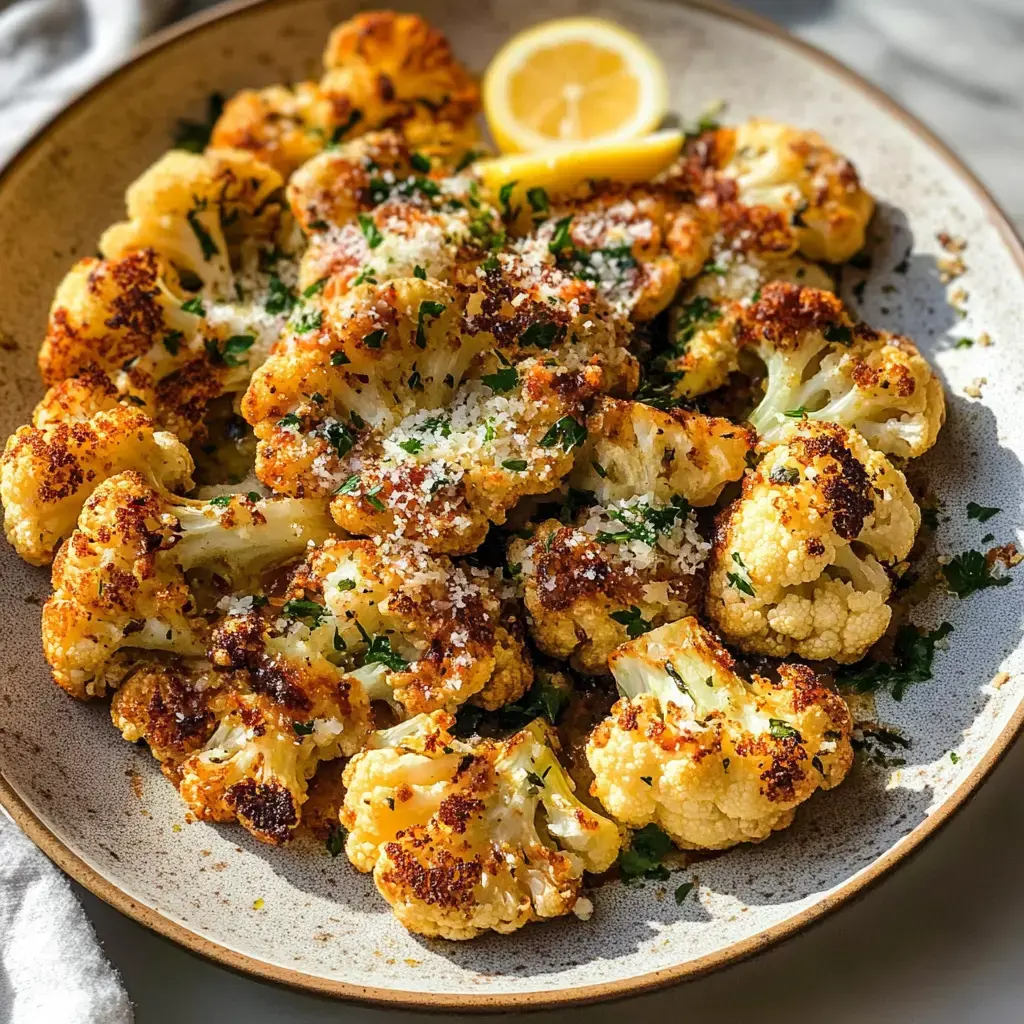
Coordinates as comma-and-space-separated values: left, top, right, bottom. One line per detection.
1, 0, 1023, 1010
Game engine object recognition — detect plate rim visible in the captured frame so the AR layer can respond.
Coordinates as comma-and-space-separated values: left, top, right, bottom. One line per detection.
1, 0, 1022, 1010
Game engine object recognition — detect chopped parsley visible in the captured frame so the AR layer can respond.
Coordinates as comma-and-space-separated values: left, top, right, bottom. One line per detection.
838, 622, 953, 700
610, 606, 653, 639
498, 179, 519, 219
824, 324, 853, 345
526, 186, 550, 218
207, 495, 233, 507
548, 215, 574, 254
966, 502, 1000, 523
219, 334, 255, 367
595, 496, 691, 547
955, 337, 974, 349
398, 438, 423, 455
480, 358, 518, 394
538, 415, 587, 452
293, 309, 323, 334
502, 459, 528, 472
413, 264, 427, 280
303, 276, 328, 298
726, 551, 755, 597
277, 413, 301, 429
495, 676, 570, 729
292, 720, 315, 736
264, 274, 296, 315
453, 149, 482, 173
768, 719, 802, 741
942, 550, 1012, 598
415, 299, 446, 348
619, 824, 673, 881
330, 350, 351, 366
186, 208, 219, 260
282, 599, 326, 624
335, 474, 360, 495
181, 296, 205, 316
410, 152, 431, 173
363, 328, 387, 349
783, 407, 808, 418
672, 296, 720, 350
357, 213, 383, 249
324, 420, 356, 459
162, 330, 183, 356
674, 881, 695, 905
360, 634, 409, 671
325, 824, 345, 857
520, 320, 564, 349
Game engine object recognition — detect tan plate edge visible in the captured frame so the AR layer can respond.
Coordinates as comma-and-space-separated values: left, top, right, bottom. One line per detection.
1, 0, 1023, 1010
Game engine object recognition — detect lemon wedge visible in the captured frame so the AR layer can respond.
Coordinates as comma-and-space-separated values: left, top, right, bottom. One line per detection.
475, 130, 683, 212
483, 17, 668, 154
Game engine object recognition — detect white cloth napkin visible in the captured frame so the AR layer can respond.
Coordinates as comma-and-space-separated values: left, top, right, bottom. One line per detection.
0, 0, 178, 163
0, 4, 185, 1018
0, 810, 135, 1023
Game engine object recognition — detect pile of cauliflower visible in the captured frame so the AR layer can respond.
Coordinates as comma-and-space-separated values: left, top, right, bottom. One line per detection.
0, 11, 947, 942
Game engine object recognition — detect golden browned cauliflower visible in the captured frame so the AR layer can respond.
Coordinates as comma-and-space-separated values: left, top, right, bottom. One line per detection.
112, 610, 371, 845
287, 131, 502, 298
277, 537, 531, 714
100, 148, 286, 301
508, 506, 708, 675
704, 119, 875, 263
1, 373, 194, 565
211, 12, 480, 178
570, 397, 754, 508
706, 422, 920, 662
736, 283, 945, 458
507, 398, 752, 673
241, 275, 614, 553
654, 200, 832, 400
42, 471, 334, 699
511, 179, 715, 321
586, 617, 854, 849
341, 713, 622, 939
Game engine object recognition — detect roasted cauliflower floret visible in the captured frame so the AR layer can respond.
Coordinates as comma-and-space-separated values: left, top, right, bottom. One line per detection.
660, 202, 834, 399
342, 713, 621, 939
586, 617, 854, 849
210, 82, 339, 178
100, 148, 285, 301
508, 497, 709, 675
737, 283, 945, 458
706, 422, 920, 662
1, 373, 195, 565
110, 661, 220, 780
320, 12, 479, 148
38, 242, 299, 441
243, 276, 606, 552
287, 132, 502, 298
513, 179, 715, 321
570, 397, 753, 507
176, 637, 371, 844
42, 471, 334, 698
210, 13, 480, 178
277, 537, 531, 714
707, 119, 874, 263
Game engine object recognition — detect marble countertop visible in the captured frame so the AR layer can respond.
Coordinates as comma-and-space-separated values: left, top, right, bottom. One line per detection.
84, 1, 1024, 1021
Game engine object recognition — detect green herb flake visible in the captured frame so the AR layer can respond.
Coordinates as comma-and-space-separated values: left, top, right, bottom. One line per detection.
538, 415, 587, 452
413, 265, 427, 279
966, 502, 1000, 523
838, 621, 953, 700
293, 309, 323, 334
162, 330, 184, 356
502, 459, 528, 472
548, 215, 574, 253
942, 550, 1013, 598
398, 438, 423, 454
363, 328, 387, 349
331, 350, 351, 366
181, 297, 205, 316
282, 599, 326, 624
674, 881, 695, 905
292, 720, 315, 736
768, 719, 802, 741
480, 365, 518, 394
361, 633, 408, 671
619, 824, 673, 881
357, 213, 384, 249
303, 276, 328, 298
610, 605, 653, 639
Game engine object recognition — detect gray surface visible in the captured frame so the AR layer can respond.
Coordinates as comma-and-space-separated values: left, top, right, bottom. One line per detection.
79, 0, 1024, 1020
